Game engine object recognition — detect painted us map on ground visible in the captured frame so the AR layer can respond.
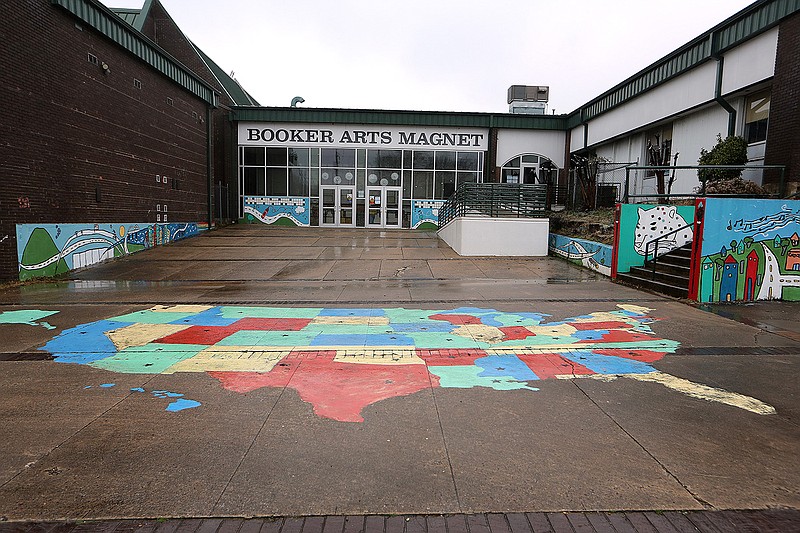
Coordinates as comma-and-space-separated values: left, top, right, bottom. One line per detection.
39, 304, 775, 421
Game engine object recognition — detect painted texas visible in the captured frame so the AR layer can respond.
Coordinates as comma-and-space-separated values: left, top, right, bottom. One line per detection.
42, 304, 772, 421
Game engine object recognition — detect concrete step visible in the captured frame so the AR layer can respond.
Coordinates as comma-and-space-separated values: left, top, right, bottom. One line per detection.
629, 266, 690, 288
616, 271, 688, 299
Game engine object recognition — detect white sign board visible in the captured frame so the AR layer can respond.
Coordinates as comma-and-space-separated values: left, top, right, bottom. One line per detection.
239, 122, 489, 151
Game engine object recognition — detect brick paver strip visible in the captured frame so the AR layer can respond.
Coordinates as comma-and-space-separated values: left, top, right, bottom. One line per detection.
2, 511, 800, 532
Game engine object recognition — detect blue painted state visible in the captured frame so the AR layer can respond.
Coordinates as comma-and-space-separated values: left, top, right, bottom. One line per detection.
388, 322, 454, 333
165, 398, 201, 412
565, 350, 656, 375
100, 383, 115, 388
42, 320, 133, 364
169, 307, 238, 327
311, 333, 415, 346
573, 330, 608, 341
318, 308, 386, 317
475, 355, 539, 381
131, 387, 145, 393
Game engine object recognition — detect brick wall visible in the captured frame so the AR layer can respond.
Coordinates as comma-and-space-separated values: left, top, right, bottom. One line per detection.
142, 0, 238, 212
0, 0, 211, 280
764, 12, 800, 193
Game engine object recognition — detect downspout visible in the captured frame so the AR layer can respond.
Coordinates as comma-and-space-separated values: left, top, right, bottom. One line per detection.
206, 102, 214, 229
714, 56, 737, 137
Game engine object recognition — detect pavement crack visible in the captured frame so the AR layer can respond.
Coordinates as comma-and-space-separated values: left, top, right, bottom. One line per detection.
570, 379, 716, 511
210, 361, 302, 514
427, 373, 463, 514
0, 374, 160, 491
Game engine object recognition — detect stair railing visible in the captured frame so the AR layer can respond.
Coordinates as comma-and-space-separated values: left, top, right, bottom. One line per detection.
438, 183, 547, 227
643, 222, 694, 280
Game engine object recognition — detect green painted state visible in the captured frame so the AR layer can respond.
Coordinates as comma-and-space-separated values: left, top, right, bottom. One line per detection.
107, 310, 199, 324
384, 308, 444, 323
429, 366, 538, 391
220, 307, 323, 319
0, 310, 59, 327
217, 330, 319, 347
404, 332, 484, 349
90, 345, 204, 374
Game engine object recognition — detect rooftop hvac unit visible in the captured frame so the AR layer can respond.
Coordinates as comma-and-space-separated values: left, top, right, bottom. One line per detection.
507, 85, 549, 104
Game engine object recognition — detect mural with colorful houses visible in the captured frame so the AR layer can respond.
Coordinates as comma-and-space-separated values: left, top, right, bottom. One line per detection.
694, 199, 800, 303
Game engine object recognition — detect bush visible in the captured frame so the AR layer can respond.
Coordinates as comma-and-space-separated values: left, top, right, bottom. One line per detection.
703, 177, 766, 196
697, 134, 748, 183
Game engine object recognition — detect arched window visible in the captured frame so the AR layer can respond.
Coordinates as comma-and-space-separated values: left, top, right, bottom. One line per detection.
500, 154, 557, 184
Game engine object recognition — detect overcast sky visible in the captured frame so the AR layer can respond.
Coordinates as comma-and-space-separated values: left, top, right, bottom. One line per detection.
103, 0, 756, 114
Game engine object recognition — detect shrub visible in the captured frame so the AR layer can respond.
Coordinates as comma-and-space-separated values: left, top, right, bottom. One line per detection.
697, 134, 748, 184
703, 177, 766, 196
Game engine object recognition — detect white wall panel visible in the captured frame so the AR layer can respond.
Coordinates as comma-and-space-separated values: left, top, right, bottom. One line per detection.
586, 62, 718, 146
721, 28, 778, 95
496, 129, 566, 168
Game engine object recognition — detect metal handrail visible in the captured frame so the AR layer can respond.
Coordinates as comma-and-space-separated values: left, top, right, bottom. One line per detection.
643, 221, 694, 280
438, 183, 547, 227
622, 164, 787, 203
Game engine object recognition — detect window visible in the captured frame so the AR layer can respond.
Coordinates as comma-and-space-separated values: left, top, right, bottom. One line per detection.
744, 90, 770, 144
87, 53, 98, 65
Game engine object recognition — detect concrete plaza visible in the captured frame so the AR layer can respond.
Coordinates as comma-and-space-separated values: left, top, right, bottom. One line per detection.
0, 225, 798, 529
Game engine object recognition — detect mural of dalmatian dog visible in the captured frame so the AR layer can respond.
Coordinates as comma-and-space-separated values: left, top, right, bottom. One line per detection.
633, 205, 693, 257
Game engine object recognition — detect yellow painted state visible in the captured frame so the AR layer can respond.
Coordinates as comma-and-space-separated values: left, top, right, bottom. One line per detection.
106, 323, 191, 351
150, 305, 214, 313
163, 346, 290, 374
310, 316, 390, 326
618, 304, 654, 314
572, 372, 776, 415
628, 371, 777, 415
524, 323, 579, 337
334, 349, 424, 365
451, 324, 505, 343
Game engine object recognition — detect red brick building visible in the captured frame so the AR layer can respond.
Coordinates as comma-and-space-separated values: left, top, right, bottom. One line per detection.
0, 0, 256, 280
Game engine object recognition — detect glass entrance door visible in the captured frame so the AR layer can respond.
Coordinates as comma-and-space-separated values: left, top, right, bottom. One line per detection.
320, 186, 355, 227
367, 186, 401, 228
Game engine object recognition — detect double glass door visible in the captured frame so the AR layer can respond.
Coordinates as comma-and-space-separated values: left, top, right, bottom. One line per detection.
320, 186, 355, 227
367, 186, 401, 228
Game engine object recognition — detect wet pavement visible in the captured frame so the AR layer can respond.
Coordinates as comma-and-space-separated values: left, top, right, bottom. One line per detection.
0, 225, 797, 525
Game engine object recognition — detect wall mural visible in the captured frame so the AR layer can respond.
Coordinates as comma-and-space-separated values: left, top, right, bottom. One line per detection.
695, 198, 800, 302
411, 200, 446, 229
549, 234, 611, 276
34, 304, 775, 421
243, 196, 310, 226
16, 223, 201, 280
615, 204, 695, 274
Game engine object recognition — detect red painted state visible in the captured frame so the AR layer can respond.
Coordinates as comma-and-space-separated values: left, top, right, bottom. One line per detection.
517, 353, 595, 379
156, 325, 241, 345
232, 318, 313, 331
416, 349, 487, 366
498, 326, 537, 341
571, 321, 631, 331
579, 330, 654, 344
429, 314, 483, 325
592, 349, 668, 363
209, 350, 437, 423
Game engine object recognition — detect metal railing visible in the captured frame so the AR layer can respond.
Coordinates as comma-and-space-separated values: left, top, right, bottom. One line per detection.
643, 222, 694, 280
623, 164, 786, 203
438, 183, 548, 227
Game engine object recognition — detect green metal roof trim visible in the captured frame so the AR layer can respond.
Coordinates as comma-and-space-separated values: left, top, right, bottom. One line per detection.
52, 0, 217, 105
192, 44, 259, 106
579, 0, 799, 123
230, 107, 568, 130
111, 8, 140, 26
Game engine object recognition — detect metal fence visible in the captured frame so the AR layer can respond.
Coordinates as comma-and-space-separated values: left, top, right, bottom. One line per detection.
215, 181, 229, 221
596, 162, 636, 208
438, 183, 547, 227
623, 165, 786, 203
